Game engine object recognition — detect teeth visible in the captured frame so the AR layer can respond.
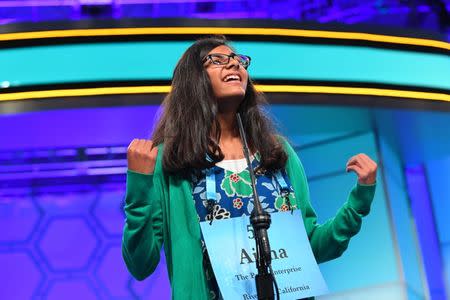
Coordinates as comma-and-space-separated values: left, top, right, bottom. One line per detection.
224, 75, 240, 82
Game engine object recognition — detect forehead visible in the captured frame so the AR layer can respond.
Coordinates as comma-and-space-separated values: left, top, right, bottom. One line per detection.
207, 45, 234, 55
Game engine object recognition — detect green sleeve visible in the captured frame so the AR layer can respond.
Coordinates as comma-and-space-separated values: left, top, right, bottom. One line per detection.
122, 169, 164, 280
282, 138, 376, 263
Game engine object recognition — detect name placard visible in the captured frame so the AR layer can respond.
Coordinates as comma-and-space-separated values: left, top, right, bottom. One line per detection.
200, 211, 328, 300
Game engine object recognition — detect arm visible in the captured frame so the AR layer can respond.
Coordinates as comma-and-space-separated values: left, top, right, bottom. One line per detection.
282, 139, 376, 263
122, 140, 164, 280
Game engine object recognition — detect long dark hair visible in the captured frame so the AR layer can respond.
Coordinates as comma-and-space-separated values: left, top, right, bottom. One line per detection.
152, 35, 287, 176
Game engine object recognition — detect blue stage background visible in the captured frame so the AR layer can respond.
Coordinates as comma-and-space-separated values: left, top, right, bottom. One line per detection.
1, 104, 449, 299
1, 2, 450, 297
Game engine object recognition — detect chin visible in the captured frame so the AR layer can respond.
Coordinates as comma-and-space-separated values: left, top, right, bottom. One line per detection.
223, 88, 246, 99
216, 93, 246, 107
222, 93, 246, 101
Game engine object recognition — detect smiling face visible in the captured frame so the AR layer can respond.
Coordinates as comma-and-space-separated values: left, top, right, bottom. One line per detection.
204, 45, 249, 106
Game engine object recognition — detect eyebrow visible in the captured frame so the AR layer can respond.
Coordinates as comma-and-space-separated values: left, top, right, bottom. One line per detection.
209, 52, 236, 56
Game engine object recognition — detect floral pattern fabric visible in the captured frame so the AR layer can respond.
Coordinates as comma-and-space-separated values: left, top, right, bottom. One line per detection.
191, 156, 297, 299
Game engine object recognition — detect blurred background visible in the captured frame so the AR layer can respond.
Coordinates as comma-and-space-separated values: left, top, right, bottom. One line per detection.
0, 1, 449, 300
0, 0, 449, 32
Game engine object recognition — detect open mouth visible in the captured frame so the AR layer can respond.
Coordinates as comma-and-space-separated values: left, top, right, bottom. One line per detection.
223, 74, 241, 82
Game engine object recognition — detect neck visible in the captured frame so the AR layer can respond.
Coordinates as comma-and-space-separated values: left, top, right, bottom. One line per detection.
216, 96, 243, 141
217, 111, 238, 141
215, 111, 247, 160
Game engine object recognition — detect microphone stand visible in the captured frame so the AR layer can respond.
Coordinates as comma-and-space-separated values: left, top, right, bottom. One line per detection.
236, 113, 279, 300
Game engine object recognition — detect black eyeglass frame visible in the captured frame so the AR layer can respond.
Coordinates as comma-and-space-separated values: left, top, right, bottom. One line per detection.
202, 53, 252, 69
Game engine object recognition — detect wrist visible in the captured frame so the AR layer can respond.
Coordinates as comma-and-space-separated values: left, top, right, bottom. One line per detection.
127, 168, 154, 176
348, 183, 376, 215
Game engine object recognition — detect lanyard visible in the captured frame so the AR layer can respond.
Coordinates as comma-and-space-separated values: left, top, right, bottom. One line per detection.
275, 171, 294, 213
206, 168, 217, 202
274, 170, 289, 197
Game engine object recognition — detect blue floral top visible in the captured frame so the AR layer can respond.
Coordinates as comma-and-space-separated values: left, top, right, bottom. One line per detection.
191, 155, 297, 299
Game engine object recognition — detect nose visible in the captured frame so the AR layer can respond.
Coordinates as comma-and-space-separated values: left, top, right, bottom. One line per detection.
226, 55, 240, 69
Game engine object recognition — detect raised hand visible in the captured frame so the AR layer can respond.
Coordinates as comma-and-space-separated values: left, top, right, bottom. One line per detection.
346, 153, 377, 185
127, 139, 159, 175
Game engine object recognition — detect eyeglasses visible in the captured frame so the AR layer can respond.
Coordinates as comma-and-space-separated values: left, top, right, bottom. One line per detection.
203, 53, 251, 69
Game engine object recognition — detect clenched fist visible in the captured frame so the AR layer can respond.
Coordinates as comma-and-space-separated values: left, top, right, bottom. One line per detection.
346, 153, 377, 185
127, 139, 159, 175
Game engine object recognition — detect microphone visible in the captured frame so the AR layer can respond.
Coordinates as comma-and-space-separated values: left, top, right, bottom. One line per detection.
236, 113, 279, 300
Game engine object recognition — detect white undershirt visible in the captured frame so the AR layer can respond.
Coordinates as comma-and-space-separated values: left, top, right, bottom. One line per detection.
215, 156, 254, 173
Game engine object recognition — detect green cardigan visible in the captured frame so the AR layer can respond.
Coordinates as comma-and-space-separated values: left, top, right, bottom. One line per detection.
122, 139, 376, 299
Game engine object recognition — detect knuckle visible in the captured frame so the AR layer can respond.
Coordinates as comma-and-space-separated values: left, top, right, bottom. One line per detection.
127, 145, 136, 154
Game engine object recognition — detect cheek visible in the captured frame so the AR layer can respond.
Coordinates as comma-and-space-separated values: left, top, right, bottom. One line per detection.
206, 71, 220, 93
214, 76, 223, 87
242, 75, 249, 88
210, 77, 224, 95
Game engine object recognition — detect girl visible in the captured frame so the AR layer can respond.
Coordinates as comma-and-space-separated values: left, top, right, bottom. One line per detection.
123, 36, 377, 300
